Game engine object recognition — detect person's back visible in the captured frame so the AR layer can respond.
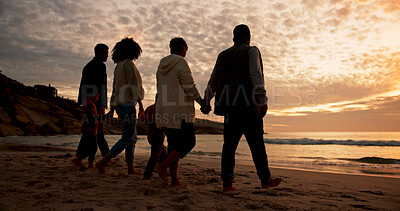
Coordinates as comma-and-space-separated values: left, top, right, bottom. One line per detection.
156, 53, 199, 128
213, 43, 255, 115
141, 104, 156, 126
81, 97, 99, 135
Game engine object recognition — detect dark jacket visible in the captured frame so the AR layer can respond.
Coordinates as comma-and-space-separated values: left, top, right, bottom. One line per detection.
77, 57, 107, 108
212, 43, 263, 115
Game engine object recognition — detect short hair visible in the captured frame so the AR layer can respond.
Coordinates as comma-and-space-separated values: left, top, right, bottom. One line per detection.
111, 37, 142, 63
169, 37, 188, 54
94, 43, 109, 54
233, 24, 251, 43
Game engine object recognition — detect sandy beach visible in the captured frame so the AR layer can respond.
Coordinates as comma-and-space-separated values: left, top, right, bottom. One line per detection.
0, 142, 399, 211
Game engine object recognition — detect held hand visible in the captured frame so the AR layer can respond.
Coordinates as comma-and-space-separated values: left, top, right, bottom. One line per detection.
138, 100, 144, 113
138, 110, 145, 123
106, 108, 115, 118
255, 104, 268, 118
200, 105, 211, 115
200, 99, 211, 115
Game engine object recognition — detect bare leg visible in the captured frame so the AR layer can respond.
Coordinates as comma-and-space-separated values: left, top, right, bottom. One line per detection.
88, 160, 94, 168
157, 150, 180, 182
127, 163, 140, 175
95, 153, 113, 174
170, 160, 185, 187
223, 180, 236, 192
261, 177, 282, 189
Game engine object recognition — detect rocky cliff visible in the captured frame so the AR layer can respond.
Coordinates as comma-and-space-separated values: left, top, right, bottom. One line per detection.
0, 72, 223, 136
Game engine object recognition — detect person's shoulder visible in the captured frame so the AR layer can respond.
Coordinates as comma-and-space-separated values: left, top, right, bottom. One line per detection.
248, 46, 261, 54
218, 45, 235, 57
84, 58, 104, 70
144, 104, 155, 113
250, 45, 260, 50
167, 54, 187, 67
122, 59, 134, 68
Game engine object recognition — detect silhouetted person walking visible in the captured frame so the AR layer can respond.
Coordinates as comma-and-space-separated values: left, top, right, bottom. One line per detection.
155, 37, 205, 186
142, 94, 167, 180
95, 37, 144, 175
78, 44, 111, 160
204, 24, 281, 192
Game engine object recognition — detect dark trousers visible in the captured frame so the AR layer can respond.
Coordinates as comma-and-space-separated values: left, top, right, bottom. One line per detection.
96, 122, 109, 157
76, 131, 98, 161
143, 125, 167, 177
221, 111, 271, 183
165, 120, 196, 159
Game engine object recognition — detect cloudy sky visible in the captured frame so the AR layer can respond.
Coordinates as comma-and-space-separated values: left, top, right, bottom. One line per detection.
0, 0, 399, 132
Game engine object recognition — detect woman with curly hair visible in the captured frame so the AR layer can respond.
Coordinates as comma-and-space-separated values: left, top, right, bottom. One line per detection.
95, 37, 144, 174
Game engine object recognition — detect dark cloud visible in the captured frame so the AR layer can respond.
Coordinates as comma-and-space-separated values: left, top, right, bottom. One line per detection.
118, 16, 131, 25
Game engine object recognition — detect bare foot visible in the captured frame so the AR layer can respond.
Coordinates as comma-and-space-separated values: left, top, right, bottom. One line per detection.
72, 158, 87, 170
223, 186, 236, 192
261, 177, 282, 189
95, 162, 106, 174
222, 180, 236, 192
106, 159, 118, 167
128, 168, 141, 175
156, 165, 168, 182
172, 181, 186, 187
127, 163, 141, 175
143, 175, 152, 180
88, 161, 95, 169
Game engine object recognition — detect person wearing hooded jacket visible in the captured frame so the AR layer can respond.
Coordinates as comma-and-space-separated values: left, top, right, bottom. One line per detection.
155, 37, 204, 186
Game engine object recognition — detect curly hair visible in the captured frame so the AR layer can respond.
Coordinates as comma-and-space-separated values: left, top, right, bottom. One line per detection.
111, 37, 142, 63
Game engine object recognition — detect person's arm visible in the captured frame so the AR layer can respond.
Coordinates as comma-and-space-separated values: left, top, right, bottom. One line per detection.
202, 59, 219, 115
178, 59, 200, 101
249, 47, 267, 104
124, 60, 139, 96
204, 64, 217, 103
249, 47, 268, 117
110, 74, 116, 108
99, 63, 108, 109
106, 106, 115, 118
138, 100, 144, 112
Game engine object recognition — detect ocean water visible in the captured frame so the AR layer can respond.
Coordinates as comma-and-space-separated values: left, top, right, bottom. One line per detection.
1, 132, 399, 178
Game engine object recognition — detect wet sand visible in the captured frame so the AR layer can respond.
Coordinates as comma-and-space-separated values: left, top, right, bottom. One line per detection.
0, 143, 399, 210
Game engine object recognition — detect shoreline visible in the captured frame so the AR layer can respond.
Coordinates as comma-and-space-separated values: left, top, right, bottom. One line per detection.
0, 142, 399, 210
1, 141, 399, 179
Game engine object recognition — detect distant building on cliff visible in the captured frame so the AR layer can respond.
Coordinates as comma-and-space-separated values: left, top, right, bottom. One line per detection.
34, 84, 58, 98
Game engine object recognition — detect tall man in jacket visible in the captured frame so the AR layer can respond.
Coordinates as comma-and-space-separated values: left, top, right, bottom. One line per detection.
204, 24, 281, 192
155, 37, 204, 186
78, 43, 111, 159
